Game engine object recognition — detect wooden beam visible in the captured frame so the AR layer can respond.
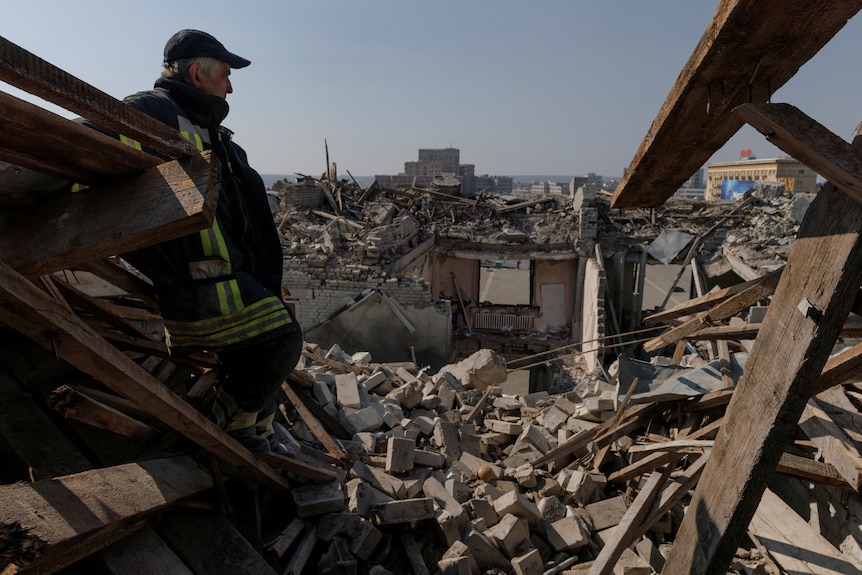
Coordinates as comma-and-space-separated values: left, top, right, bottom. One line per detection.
0, 258, 294, 490
799, 388, 862, 491
749, 488, 862, 575
51, 276, 156, 341
736, 103, 862, 205
532, 403, 656, 468
776, 452, 851, 489
0, 35, 199, 161
46, 384, 161, 442
0, 457, 212, 574
0, 151, 219, 278
154, 509, 279, 575
685, 323, 760, 341
608, 418, 722, 484
643, 267, 782, 352
0, 371, 93, 481
815, 341, 862, 394
0, 91, 159, 184
75, 258, 159, 310
91, 528, 194, 575
588, 466, 676, 575
662, 184, 862, 573
610, 0, 862, 208
643, 271, 780, 326
280, 381, 349, 464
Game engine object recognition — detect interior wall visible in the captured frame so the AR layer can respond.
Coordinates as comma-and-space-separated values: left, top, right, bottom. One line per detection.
533, 259, 578, 329
433, 255, 479, 328
304, 292, 451, 370
581, 257, 606, 372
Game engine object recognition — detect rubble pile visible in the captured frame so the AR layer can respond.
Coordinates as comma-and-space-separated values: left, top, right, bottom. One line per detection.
270, 176, 580, 279
256, 344, 803, 575
597, 182, 813, 278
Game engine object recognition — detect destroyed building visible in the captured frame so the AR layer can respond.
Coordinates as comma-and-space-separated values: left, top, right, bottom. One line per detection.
3, 1, 862, 575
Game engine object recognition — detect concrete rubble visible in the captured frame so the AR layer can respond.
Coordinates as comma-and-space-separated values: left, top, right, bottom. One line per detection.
596, 181, 810, 281
256, 326, 862, 575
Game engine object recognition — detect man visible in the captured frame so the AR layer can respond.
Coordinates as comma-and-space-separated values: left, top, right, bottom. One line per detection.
111, 30, 302, 454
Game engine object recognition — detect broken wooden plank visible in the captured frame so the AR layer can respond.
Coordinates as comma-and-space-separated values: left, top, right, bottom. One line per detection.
799, 390, 862, 491
588, 465, 676, 575
257, 450, 339, 483
281, 380, 350, 463
0, 91, 159, 184
663, 180, 862, 574
91, 527, 194, 575
736, 102, 862, 205
532, 403, 656, 468
749, 488, 862, 575
776, 452, 851, 489
0, 371, 93, 481
684, 323, 760, 341
51, 275, 156, 341
644, 271, 780, 326
47, 384, 161, 442
282, 525, 317, 575
75, 258, 159, 310
593, 377, 639, 470
608, 418, 722, 484
154, 508, 279, 575
815, 340, 862, 394
610, 0, 862, 208
716, 340, 734, 388
643, 266, 782, 353
0, 35, 199, 161
0, 258, 292, 490
0, 151, 219, 278
0, 457, 211, 575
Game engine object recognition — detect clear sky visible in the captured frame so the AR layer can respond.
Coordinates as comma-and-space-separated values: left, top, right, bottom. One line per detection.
4, 1, 862, 179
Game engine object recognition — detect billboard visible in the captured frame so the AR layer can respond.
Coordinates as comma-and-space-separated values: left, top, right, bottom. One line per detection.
721, 179, 755, 200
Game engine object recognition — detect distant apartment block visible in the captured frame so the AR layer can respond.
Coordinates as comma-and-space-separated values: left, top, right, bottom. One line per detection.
568, 173, 603, 198
706, 157, 816, 200
375, 148, 511, 197
673, 167, 706, 199
530, 180, 570, 195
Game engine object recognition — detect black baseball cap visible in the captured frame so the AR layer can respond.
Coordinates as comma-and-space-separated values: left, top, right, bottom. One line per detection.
163, 29, 251, 68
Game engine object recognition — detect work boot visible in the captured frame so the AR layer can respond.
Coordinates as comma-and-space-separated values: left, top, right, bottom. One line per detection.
255, 407, 295, 457
227, 425, 271, 454
210, 388, 270, 453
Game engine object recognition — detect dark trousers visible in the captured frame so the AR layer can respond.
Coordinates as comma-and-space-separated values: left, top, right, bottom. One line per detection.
216, 326, 304, 414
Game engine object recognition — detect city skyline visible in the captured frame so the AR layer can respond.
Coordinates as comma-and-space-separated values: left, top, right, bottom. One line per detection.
4, 2, 862, 179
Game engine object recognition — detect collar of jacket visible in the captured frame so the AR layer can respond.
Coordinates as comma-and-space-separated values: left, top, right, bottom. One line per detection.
154, 77, 230, 128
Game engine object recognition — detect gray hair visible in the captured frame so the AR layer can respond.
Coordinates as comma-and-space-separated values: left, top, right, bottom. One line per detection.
161, 56, 219, 82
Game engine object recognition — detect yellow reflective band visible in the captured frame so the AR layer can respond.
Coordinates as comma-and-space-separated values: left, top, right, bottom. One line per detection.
163, 297, 293, 348
215, 279, 243, 315
199, 221, 231, 265
180, 130, 206, 152
119, 134, 142, 150
196, 220, 242, 314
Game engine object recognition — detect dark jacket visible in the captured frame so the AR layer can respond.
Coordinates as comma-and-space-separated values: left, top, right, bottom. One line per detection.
118, 77, 296, 350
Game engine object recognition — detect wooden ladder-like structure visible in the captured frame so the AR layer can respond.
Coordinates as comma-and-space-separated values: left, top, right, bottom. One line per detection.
609, 1, 862, 573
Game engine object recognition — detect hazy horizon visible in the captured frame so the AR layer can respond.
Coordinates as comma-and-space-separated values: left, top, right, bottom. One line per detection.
5, 2, 862, 178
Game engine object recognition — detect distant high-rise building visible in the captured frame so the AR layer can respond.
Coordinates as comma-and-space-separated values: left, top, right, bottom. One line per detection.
569, 173, 603, 198
673, 167, 706, 199
375, 148, 509, 197
529, 181, 570, 195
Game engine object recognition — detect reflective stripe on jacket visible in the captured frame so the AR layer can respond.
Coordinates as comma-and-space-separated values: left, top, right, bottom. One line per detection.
113, 78, 296, 350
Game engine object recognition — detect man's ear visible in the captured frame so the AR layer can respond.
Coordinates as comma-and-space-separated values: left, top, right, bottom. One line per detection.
188, 63, 203, 87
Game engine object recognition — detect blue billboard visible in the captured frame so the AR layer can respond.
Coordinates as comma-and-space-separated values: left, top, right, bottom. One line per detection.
721, 179, 756, 200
